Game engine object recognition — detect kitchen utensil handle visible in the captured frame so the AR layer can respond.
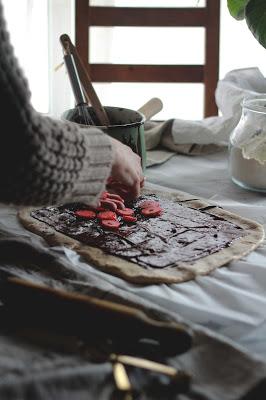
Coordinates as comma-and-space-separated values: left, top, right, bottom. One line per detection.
64, 53, 94, 125
73, 50, 110, 126
60, 34, 110, 127
137, 98, 163, 121
64, 54, 87, 106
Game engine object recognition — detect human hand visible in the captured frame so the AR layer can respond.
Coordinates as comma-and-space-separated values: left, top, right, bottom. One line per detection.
97, 191, 125, 211
109, 137, 144, 199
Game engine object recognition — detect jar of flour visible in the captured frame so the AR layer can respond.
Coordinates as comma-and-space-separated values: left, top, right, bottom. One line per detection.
229, 97, 266, 192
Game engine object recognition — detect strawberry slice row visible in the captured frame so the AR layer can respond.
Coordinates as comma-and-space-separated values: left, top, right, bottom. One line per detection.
98, 211, 117, 221
123, 215, 137, 223
101, 220, 120, 230
116, 208, 135, 217
75, 210, 96, 219
75, 195, 162, 230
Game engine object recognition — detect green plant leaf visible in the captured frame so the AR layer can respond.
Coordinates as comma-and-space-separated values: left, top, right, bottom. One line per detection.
227, 0, 251, 20
246, 0, 266, 49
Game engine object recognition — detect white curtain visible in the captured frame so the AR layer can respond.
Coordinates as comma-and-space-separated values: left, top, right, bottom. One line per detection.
2, 0, 49, 113
48, 0, 75, 118
26, 0, 34, 25
49, 0, 116, 118
2, 0, 75, 116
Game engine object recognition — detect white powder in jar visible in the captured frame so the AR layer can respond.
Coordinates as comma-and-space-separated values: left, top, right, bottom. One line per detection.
229, 146, 266, 191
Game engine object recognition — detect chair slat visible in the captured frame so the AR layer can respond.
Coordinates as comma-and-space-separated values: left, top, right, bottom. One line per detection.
204, 0, 220, 117
88, 64, 204, 83
89, 7, 207, 27
75, 0, 220, 117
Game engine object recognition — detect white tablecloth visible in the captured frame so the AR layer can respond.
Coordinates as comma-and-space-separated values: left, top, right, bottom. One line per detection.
1, 149, 266, 360
1, 149, 266, 399
145, 149, 266, 358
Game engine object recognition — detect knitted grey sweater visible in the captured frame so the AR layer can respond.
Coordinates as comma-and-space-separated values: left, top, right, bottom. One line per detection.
0, 1, 112, 206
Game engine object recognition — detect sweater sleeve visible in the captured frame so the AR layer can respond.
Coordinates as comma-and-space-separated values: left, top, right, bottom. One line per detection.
0, 1, 112, 206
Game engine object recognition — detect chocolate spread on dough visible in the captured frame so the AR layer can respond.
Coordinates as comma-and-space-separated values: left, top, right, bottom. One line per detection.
31, 195, 244, 269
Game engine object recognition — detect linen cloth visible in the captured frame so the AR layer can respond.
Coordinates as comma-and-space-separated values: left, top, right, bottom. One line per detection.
145, 67, 266, 166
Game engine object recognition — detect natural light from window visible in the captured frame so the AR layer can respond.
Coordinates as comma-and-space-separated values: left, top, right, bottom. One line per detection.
2, 0, 49, 114
2, 0, 266, 120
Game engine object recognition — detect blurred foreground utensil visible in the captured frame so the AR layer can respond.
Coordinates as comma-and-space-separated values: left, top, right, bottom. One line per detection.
0, 277, 192, 356
60, 34, 110, 127
61, 40, 94, 125
0, 275, 192, 398
111, 354, 177, 378
112, 362, 132, 392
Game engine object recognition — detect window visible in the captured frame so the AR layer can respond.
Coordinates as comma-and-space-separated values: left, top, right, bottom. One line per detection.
2, 0, 74, 117
2, 0, 266, 119
2, 0, 49, 113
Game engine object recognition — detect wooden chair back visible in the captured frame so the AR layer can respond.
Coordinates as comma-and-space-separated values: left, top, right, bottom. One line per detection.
75, 0, 220, 117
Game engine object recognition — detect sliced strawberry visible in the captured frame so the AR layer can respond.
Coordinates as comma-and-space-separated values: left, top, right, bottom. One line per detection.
75, 210, 96, 219
100, 199, 117, 211
101, 219, 120, 230
96, 206, 106, 212
139, 200, 160, 209
98, 211, 117, 220
141, 206, 162, 217
116, 208, 134, 217
123, 215, 137, 223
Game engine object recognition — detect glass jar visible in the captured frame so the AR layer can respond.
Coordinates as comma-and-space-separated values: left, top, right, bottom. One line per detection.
229, 97, 266, 192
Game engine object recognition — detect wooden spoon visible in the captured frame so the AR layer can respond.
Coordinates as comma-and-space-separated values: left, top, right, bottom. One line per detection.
137, 97, 163, 121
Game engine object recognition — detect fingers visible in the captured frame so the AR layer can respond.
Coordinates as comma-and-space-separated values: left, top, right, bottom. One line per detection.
112, 199, 125, 209
107, 170, 144, 200
109, 137, 145, 199
106, 182, 131, 201
109, 180, 141, 201
99, 191, 126, 211
107, 193, 124, 202
131, 176, 141, 199
100, 199, 117, 211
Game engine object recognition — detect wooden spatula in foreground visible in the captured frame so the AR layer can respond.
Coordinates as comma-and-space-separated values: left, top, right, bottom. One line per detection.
0, 276, 192, 357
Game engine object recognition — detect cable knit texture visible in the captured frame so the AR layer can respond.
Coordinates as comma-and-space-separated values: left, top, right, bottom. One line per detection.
0, 1, 112, 206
